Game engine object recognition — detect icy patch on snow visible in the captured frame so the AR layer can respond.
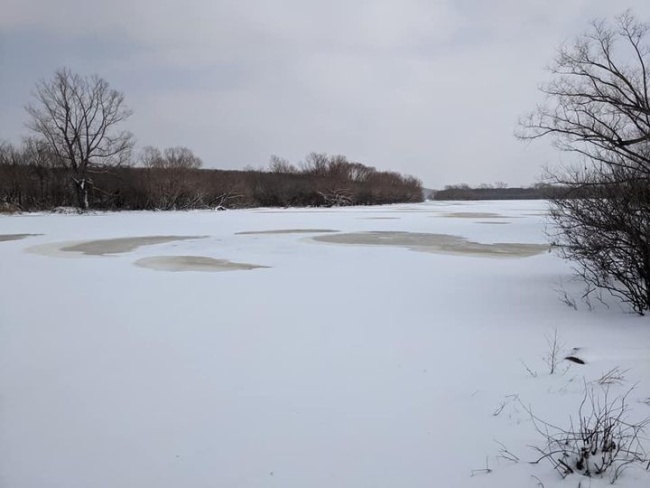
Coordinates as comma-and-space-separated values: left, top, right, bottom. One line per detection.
134, 255, 269, 272
312, 231, 548, 257
253, 210, 339, 214
358, 217, 401, 220
61, 236, 204, 256
27, 235, 206, 257
236, 229, 337, 235
440, 211, 510, 219
0, 234, 41, 242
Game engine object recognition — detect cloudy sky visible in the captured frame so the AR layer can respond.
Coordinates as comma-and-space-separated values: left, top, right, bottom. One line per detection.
1, 1, 649, 188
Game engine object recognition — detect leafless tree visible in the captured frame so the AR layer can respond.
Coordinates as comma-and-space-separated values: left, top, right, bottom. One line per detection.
300, 152, 330, 176
139, 145, 203, 209
161, 146, 202, 170
140, 146, 202, 170
518, 11, 650, 314
268, 155, 297, 173
139, 145, 164, 169
25, 68, 134, 209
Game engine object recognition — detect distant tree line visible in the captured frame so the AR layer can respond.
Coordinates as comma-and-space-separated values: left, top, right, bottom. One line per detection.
0, 68, 422, 212
0, 144, 423, 211
432, 183, 566, 200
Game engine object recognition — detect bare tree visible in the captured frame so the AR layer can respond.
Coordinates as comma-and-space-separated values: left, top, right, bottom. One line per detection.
140, 146, 203, 209
139, 145, 164, 169
268, 155, 297, 173
300, 152, 330, 176
26, 68, 134, 209
161, 146, 202, 170
518, 11, 650, 314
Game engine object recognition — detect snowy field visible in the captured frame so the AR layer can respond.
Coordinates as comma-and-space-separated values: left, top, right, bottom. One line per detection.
1, 200, 649, 488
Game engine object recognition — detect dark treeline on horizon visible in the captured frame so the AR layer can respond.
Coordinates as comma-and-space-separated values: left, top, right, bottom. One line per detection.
0, 146, 423, 211
431, 183, 572, 201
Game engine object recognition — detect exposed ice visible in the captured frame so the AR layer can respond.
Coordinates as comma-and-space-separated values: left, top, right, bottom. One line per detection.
312, 231, 548, 257
0, 234, 41, 242
236, 229, 337, 235
27, 235, 206, 257
134, 255, 269, 272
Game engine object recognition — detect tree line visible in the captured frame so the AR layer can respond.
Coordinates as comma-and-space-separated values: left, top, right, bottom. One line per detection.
0, 143, 423, 211
433, 183, 551, 200
430, 183, 605, 201
0, 68, 422, 212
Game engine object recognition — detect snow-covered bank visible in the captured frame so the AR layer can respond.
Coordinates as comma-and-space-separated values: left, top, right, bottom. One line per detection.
1, 201, 648, 488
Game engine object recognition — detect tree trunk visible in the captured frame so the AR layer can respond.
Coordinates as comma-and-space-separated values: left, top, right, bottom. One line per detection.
73, 178, 89, 210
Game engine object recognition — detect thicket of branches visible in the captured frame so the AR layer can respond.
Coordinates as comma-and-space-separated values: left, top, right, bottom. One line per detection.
518, 11, 650, 314
0, 145, 423, 211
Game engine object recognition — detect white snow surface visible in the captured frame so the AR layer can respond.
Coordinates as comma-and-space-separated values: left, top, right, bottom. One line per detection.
1, 200, 649, 488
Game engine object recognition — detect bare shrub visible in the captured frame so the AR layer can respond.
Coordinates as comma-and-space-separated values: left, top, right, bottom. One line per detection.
518, 11, 650, 314
521, 328, 569, 377
543, 328, 563, 375
528, 384, 649, 483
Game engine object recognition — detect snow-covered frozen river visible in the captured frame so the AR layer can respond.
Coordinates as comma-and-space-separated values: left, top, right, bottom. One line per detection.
1, 200, 649, 487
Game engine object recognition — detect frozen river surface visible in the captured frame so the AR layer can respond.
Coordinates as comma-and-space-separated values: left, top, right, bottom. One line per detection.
1, 200, 649, 488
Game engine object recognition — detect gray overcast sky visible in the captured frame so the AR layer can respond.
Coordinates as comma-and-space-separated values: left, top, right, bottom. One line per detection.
2, 1, 650, 188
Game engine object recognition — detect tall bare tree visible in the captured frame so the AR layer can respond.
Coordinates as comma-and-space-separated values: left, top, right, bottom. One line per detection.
26, 68, 134, 209
518, 11, 650, 313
